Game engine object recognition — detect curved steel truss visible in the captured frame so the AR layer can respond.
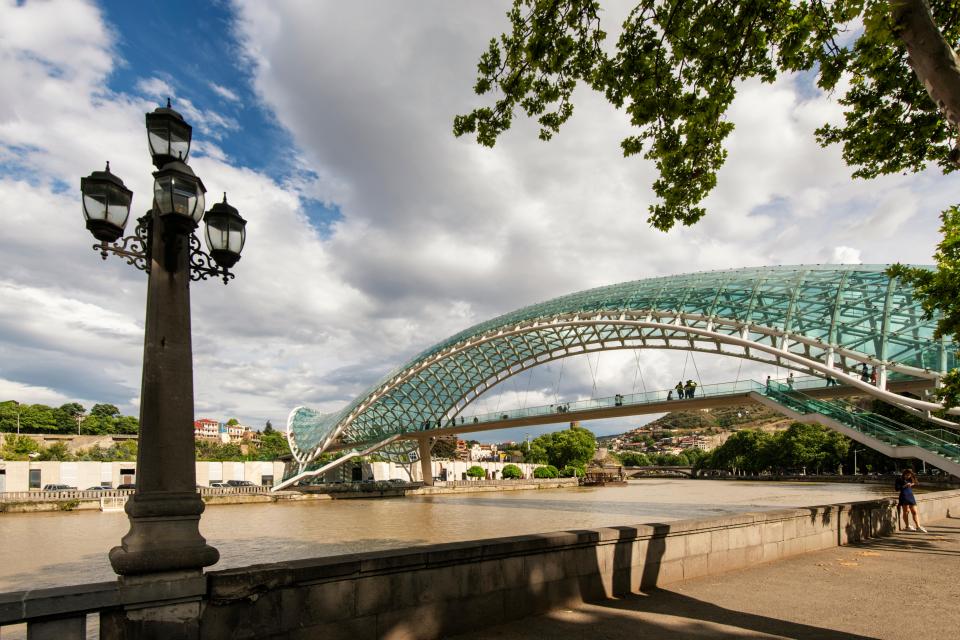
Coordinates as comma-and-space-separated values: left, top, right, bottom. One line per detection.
287, 264, 954, 469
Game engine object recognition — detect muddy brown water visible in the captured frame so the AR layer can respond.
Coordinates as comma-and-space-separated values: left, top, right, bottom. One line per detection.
0, 479, 895, 592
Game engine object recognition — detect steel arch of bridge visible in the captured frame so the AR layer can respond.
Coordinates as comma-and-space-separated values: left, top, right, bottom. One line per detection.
286, 264, 954, 469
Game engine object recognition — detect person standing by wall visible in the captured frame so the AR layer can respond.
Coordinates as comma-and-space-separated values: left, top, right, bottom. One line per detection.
895, 469, 926, 532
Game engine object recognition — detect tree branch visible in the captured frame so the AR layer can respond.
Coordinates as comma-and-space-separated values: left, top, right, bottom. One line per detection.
892, 0, 960, 137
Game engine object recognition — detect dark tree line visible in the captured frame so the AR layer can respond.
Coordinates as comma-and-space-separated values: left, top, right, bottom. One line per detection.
0, 400, 138, 435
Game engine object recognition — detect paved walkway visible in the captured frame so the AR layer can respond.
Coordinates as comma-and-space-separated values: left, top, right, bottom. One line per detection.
453, 517, 960, 640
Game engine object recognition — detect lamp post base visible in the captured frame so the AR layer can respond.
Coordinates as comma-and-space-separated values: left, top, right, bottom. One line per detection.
109, 492, 219, 576
100, 570, 207, 640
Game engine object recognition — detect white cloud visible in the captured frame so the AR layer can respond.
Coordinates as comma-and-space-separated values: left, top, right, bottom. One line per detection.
135, 76, 175, 100
829, 246, 863, 265
210, 82, 240, 103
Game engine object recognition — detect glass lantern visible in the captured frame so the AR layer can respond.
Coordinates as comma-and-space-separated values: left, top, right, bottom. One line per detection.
203, 194, 246, 268
153, 160, 206, 234
145, 99, 192, 168
80, 162, 133, 242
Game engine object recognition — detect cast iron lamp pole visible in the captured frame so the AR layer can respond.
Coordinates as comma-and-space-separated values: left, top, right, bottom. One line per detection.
80, 100, 246, 577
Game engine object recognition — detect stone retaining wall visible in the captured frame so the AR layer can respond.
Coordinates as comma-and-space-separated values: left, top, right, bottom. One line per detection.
200, 489, 960, 640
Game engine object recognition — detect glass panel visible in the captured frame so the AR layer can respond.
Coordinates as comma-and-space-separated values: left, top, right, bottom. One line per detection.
228, 226, 244, 253
106, 201, 130, 227
193, 188, 205, 223
106, 187, 131, 227
83, 193, 107, 220
153, 178, 172, 214
148, 130, 167, 157
169, 135, 190, 162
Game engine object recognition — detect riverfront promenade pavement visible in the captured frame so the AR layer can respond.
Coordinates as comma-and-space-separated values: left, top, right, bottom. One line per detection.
453, 517, 960, 640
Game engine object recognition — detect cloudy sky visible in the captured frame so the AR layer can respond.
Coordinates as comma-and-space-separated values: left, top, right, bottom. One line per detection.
0, 0, 954, 442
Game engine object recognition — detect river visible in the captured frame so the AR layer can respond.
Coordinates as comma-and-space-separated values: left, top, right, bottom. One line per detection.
0, 479, 895, 592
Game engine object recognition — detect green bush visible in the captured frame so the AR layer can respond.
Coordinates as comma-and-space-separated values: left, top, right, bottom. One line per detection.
559, 465, 584, 477
501, 464, 522, 479
466, 465, 486, 478
533, 465, 559, 478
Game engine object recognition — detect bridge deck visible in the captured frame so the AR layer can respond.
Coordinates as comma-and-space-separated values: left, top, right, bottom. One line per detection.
327, 378, 931, 451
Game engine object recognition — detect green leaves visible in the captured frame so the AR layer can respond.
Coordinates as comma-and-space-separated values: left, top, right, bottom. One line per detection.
704, 422, 850, 473
890, 204, 960, 406
528, 424, 597, 468
455, 0, 958, 230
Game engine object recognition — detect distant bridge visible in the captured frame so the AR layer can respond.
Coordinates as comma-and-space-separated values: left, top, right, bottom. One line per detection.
623, 466, 696, 478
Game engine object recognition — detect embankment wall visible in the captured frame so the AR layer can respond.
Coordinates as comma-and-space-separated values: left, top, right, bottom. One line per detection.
197, 489, 960, 639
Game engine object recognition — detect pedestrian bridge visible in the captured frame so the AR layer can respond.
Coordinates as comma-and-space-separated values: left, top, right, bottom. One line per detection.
277, 264, 955, 490
623, 466, 696, 478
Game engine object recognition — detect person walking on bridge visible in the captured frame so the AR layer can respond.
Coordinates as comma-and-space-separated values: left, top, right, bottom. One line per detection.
675, 381, 684, 400
895, 469, 926, 532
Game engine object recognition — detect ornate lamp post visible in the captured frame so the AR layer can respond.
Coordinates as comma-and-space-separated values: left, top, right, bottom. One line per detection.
79, 101, 246, 579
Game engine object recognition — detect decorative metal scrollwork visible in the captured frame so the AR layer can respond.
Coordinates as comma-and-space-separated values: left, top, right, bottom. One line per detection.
189, 234, 234, 285
92, 216, 151, 272
93, 214, 234, 284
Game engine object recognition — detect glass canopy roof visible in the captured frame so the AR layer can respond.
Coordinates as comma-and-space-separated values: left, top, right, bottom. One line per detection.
287, 264, 952, 466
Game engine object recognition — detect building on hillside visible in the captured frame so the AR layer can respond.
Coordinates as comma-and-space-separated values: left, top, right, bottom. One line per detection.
194, 419, 220, 441
469, 443, 499, 462
455, 440, 469, 461
194, 419, 260, 445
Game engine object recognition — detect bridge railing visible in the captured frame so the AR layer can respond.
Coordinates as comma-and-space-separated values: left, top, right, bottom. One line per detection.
456, 378, 809, 427
762, 383, 960, 463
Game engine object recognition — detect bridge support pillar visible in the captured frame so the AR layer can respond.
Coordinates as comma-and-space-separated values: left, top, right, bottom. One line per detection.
418, 438, 434, 486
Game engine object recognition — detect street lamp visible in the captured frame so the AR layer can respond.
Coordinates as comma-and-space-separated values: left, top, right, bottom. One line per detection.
852, 447, 864, 475
79, 100, 246, 578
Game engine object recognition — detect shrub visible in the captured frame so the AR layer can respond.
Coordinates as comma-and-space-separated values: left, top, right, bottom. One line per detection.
501, 464, 522, 479
533, 465, 559, 479
466, 465, 486, 478
559, 465, 584, 478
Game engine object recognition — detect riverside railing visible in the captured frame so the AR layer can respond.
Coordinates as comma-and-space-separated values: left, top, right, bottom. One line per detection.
1, 485, 274, 502
434, 478, 578, 488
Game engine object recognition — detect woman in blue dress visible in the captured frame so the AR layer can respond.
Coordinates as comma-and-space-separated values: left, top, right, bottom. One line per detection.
895, 469, 926, 532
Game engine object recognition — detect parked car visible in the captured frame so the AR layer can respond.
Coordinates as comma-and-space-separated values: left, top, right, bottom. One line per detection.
208, 482, 230, 488
226, 480, 255, 487
42, 484, 76, 491
85, 486, 110, 491
116, 483, 136, 490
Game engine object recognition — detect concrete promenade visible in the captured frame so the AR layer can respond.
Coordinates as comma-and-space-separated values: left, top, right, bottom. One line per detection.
454, 516, 960, 640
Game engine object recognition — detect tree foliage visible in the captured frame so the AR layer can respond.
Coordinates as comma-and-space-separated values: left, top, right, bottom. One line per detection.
891, 206, 960, 406
502, 463, 523, 478
254, 430, 289, 461
467, 465, 487, 478
702, 422, 851, 473
0, 434, 41, 460
528, 425, 597, 468
0, 399, 140, 435
533, 464, 560, 478
455, 0, 959, 231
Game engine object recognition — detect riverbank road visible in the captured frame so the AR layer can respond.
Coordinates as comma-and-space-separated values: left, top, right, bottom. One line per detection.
453, 517, 960, 640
